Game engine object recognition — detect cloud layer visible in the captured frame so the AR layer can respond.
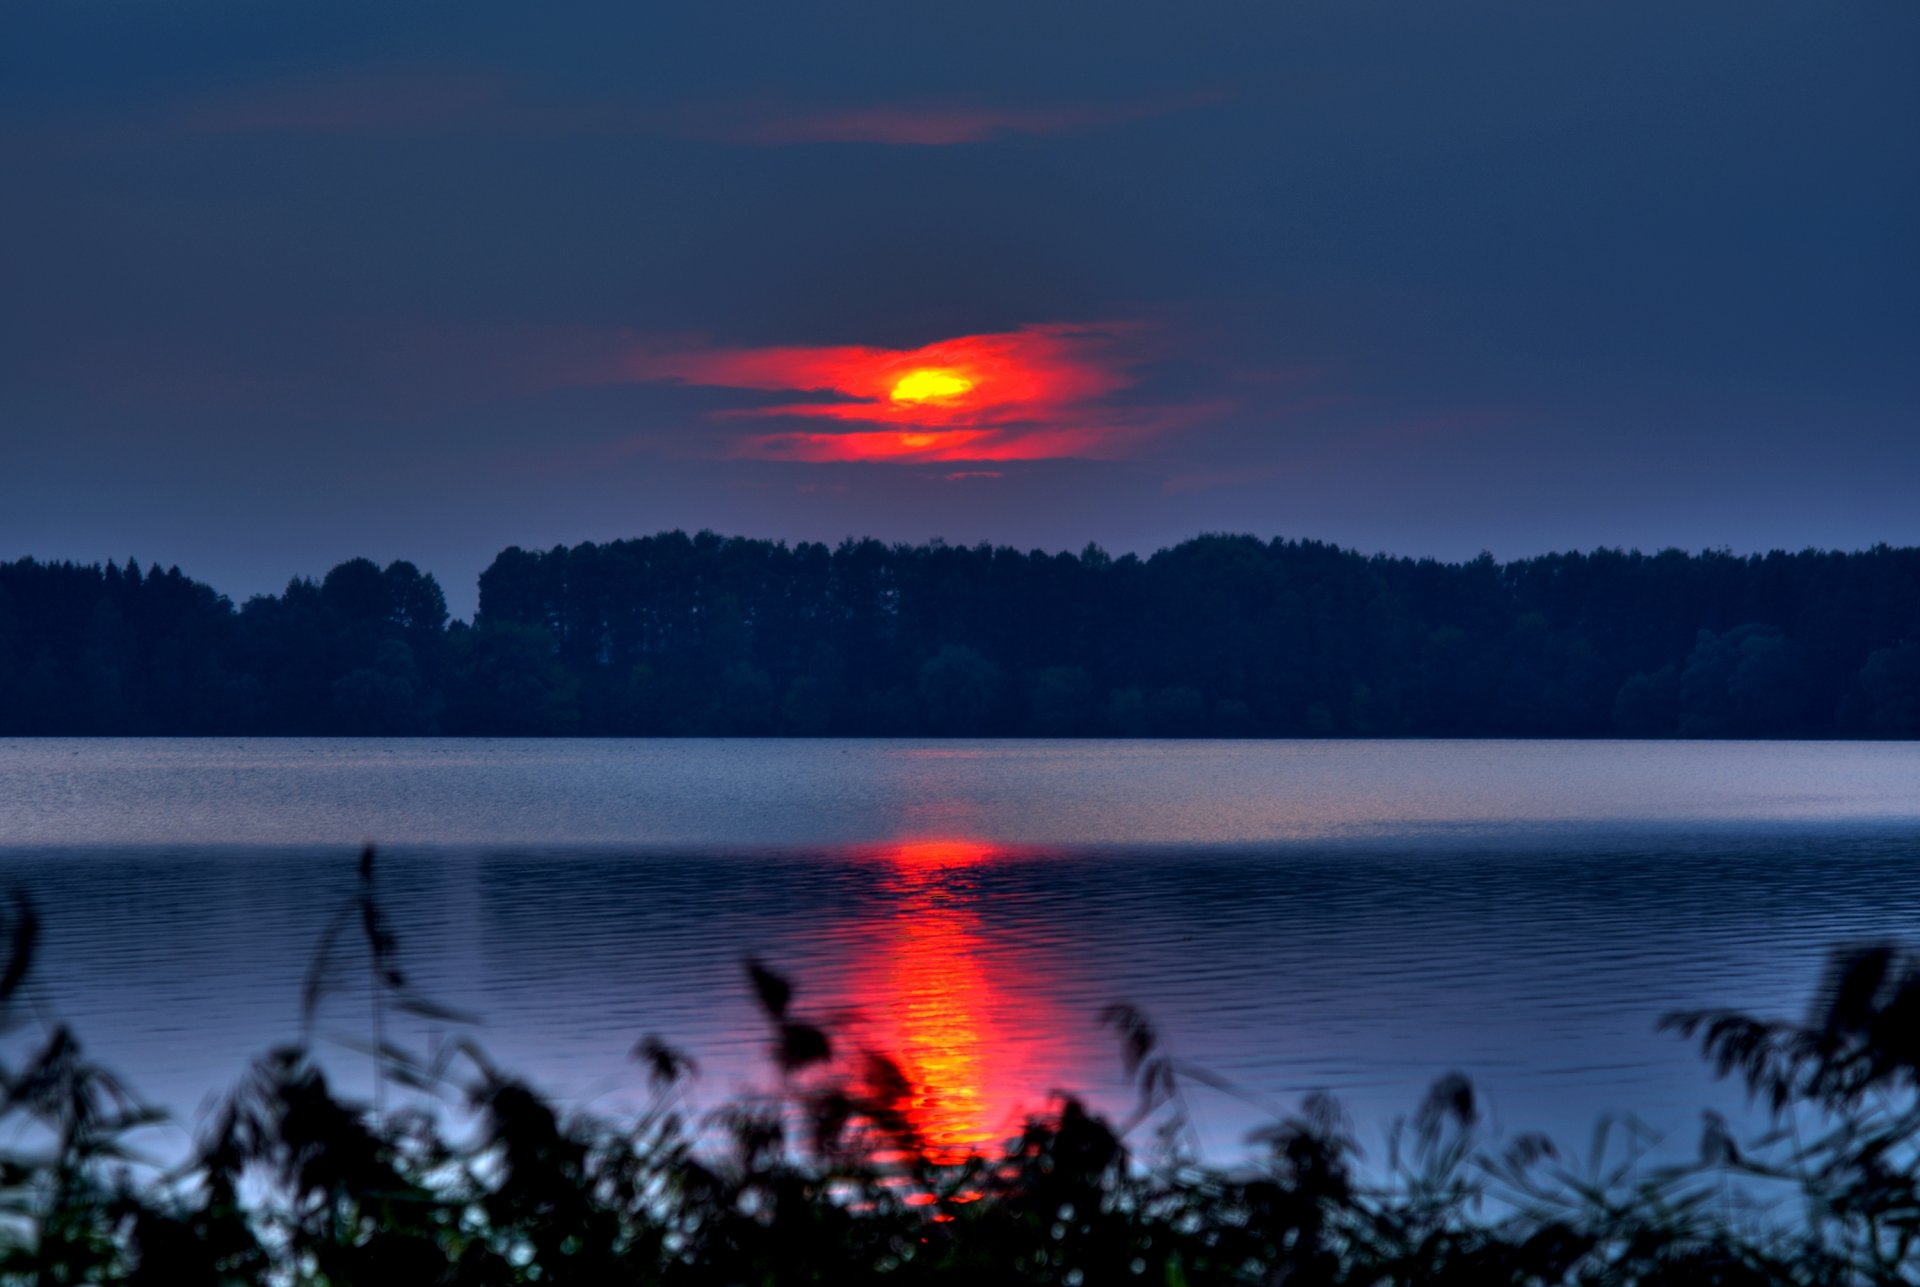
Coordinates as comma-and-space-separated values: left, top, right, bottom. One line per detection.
169, 71, 1203, 147
612, 323, 1210, 463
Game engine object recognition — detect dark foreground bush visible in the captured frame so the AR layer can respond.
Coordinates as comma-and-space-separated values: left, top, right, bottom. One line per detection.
0, 851, 1915, 1284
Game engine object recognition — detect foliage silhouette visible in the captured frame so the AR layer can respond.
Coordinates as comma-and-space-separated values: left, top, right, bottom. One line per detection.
4, 533, 1920, 736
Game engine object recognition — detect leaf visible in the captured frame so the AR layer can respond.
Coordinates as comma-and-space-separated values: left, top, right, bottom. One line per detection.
632, 1035, 698, 1090
1505, 1132, 1557, 1169
360, 893, 394, 968
777, 1022, 831, 1073
429, 1035, 498, 1084
1417, 1071, 1478, 1143
859, 1052, 922, 1151
382, 1063, 439, 1093
328, 1034, 426, 1072
1699, 1109, 1739, 1167
746, 958, 791, 1020
1813, 943, 1895, 1038
392, 992, 480, 1026
299, 902, 354, 1036
864, 1051, 913, 1108
810, 1089, 852, 1156
0, 891, 37, 1009
1100, 1002, 1157, 1077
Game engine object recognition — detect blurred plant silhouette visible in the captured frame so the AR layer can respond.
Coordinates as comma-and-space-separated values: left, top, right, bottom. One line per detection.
0, 852, 1912, 1282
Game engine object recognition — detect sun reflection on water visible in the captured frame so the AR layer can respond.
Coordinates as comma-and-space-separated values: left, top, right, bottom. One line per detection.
849, 837, 1044, 1161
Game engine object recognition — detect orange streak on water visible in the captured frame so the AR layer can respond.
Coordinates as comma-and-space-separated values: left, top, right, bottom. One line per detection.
852, 838, 1043, 1163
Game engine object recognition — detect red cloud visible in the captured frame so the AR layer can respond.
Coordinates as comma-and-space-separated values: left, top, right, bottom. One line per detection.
616, 323, 1210, 463
664, 97, 1212, 146
170, 71, 1211, 147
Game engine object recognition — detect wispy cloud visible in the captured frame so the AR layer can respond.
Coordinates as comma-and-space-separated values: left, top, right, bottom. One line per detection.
605, 322, 1224, 463
652, 95, 1216, 146
166, 70, 1211, 147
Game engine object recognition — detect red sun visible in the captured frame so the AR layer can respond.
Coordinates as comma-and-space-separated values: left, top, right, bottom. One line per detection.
616, 322, 1192, 463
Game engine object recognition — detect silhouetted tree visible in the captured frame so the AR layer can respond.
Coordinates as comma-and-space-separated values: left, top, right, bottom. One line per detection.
1839, 641, 1920, 737
1, 536, 1916, 735
1024, 666, 1098, 736
443, 622, 579, 735
917, 645, 1003, 736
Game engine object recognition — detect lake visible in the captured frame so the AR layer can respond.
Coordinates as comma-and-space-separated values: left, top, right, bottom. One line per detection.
1, 738, 1916, 1164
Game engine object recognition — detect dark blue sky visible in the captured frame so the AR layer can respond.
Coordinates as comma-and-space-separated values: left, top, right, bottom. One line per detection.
4, 1, 1915, 615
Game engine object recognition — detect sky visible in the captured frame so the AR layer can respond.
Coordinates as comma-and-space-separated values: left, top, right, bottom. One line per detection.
3, 1, 1915, 617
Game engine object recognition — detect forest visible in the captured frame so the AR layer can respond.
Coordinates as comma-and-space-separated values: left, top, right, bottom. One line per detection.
0, 532, 1916, 738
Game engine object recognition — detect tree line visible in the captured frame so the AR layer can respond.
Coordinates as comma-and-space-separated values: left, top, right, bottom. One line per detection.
0, 532, 1916, 737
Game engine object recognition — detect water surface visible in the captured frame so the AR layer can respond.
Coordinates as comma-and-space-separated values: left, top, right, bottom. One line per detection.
1, 738, 1915, 1161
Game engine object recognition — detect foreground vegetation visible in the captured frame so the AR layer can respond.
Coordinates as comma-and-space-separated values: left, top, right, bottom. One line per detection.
3, 532, 1919, 737
1, 851, 1918, 1283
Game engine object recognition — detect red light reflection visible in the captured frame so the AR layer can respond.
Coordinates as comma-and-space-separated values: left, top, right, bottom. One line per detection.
841, 838, 1053, 1162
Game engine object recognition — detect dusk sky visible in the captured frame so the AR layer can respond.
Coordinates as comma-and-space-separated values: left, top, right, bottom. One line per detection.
3, 1, 1915, 616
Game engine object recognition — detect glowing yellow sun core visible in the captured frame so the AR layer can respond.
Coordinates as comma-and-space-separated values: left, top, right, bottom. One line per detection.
890, 369, 975, 403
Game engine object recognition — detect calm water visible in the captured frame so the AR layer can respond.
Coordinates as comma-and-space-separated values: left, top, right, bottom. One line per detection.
0, 738, 1916, 1162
